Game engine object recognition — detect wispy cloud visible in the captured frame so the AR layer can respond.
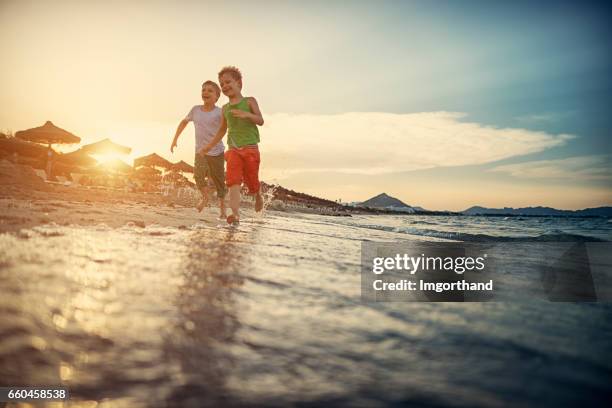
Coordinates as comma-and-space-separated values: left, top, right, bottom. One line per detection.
490, 155, 612, 181
514, 111, 576, 124
261, 112, 573, 179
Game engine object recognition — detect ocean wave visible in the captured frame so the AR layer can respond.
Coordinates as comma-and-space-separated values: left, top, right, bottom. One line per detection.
345, 223, 396, 232
396, 228, 608, 242
403, 219, 440, 226
339, 220, 609, 242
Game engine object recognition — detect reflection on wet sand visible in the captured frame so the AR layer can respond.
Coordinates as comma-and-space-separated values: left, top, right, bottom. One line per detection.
0, 262, 67, 388
163, 229, 247, 407
0, 225, 254, 407
1, 214, 611, 407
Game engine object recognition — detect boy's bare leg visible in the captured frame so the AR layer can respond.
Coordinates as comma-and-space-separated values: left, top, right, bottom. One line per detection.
254, 191, 263, 212
228, 185, 241, 221
197, 186, 209, 212
218, 197, 227, 219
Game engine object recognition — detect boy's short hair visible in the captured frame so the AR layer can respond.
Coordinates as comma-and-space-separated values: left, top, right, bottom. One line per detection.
201, 80, 221, 97
218, 66, 242, 84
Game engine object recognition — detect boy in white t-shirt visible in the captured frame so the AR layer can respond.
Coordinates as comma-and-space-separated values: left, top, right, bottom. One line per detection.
170, 81, 226, 217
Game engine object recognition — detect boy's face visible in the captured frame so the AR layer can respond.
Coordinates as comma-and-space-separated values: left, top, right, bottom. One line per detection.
219, 73, 241, 97
201, 84, 220, 103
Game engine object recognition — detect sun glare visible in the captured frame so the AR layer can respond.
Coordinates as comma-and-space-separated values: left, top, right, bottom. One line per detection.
91, 153, 129, 166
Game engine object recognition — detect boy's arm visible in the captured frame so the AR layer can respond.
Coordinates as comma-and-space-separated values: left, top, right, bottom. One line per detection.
199, 115, 227, 156
230, 97, 264, 126
171, 119, 189, 153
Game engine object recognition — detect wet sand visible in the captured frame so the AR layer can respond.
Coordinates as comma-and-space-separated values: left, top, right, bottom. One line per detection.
2, 160, 612, 407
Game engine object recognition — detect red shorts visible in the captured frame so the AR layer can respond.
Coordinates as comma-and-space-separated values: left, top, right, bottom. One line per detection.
224, 146, 260, 194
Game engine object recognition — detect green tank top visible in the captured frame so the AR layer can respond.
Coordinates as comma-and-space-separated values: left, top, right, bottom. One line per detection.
223, 98, 260, 148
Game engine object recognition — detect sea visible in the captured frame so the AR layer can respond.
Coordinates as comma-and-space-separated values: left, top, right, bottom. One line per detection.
1, 213, 611, 407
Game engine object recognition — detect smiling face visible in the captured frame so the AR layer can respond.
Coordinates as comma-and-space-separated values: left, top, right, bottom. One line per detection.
201, 83, 220, 104
219, 73, 241, 98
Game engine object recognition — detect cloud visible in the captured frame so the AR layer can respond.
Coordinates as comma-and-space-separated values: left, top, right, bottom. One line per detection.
260, 112, 573, 179
514, 111, 576, 124
490, 155, 612, 181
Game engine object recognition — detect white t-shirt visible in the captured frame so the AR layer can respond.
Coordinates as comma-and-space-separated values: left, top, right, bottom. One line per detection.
184, 105, 224, 156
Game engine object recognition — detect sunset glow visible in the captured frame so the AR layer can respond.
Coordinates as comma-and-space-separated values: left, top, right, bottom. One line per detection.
1, 0, 610, 210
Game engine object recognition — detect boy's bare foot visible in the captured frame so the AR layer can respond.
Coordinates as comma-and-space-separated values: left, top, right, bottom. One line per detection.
227, 214, 239, 225
255, 193, 264, 212
196, 199, 207, 212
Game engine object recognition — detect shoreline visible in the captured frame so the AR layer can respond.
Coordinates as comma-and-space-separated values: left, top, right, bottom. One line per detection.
2, 159, 609, 235
0, 160, 354, 233
0, 160, 228, 233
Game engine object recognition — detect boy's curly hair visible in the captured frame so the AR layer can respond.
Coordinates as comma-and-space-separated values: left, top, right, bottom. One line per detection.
218, 66, 243, 83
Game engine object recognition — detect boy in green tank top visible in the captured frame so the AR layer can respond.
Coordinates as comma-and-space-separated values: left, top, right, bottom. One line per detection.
201, 66, 264, 225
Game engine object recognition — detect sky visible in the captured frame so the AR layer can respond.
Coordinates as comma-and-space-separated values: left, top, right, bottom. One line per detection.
1, 0, 611, 210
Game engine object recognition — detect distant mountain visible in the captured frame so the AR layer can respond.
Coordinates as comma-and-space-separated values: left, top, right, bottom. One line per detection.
462, 206, 612, 217
359, 193, 416, 213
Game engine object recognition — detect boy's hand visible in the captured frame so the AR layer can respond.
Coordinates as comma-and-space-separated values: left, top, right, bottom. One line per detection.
170, 141, 177, 153
197, 145, 210, 156
230, 109, 250, 119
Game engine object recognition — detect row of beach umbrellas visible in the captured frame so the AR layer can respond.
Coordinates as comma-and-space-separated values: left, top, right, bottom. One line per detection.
12, 121, 194, 175
133, 153, 194, 173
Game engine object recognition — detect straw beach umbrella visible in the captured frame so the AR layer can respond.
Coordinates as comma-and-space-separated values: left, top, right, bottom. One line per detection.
57, 149, 98, 167
15, 121, 80, 146
133, 153, 173, 169
80, 138, 132, 155
134, 166, 161, 177
171, 160, 194, 173
15, 121, 81, 178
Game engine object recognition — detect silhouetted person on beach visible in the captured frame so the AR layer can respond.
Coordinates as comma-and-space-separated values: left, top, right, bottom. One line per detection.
44, 145, 54, 179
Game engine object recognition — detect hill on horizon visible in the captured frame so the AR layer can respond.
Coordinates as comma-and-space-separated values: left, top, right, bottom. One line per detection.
359, 193, 415, 211
463, 205, 612, 217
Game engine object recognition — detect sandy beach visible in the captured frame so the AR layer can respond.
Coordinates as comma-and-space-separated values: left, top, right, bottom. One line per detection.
0, 160, 237, 233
